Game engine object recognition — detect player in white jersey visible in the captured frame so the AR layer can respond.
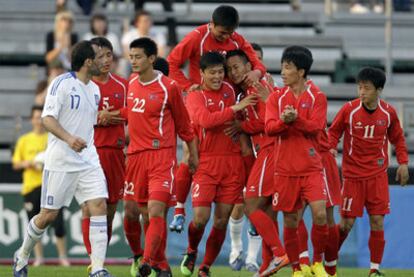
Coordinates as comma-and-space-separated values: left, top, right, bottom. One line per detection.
13, 41, 114, 277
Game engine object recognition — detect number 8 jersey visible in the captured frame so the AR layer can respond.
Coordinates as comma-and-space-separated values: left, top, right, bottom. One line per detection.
329, 98, 408, 178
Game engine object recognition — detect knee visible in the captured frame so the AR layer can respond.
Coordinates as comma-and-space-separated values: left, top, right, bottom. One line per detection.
193, 217, 208, 229
341, 219, 355, 233
284, 213, 298, 228
370, 217, 384, 231
37, 210, 59, 227
313, 209, 327, 225
214, 217, 229, 230
124, 202, 139, 220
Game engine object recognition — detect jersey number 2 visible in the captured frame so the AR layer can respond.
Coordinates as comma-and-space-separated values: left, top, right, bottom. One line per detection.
132, 98, 146, 113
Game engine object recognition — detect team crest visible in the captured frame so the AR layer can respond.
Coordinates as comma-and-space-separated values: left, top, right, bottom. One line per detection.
377, 119, 387, 126
149, 93, 157, 100
114, 93, 122, 99
301, 102, 311, 108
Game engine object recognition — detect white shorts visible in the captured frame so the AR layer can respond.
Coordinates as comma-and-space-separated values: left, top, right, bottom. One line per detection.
41, 167, 108, 209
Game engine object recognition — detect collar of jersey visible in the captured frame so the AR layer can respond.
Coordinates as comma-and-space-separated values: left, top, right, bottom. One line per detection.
138, 71, 162, 86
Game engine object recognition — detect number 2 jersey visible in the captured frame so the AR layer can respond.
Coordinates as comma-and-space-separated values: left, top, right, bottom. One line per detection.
126, 72, 195, 154
329, 98, 408, 178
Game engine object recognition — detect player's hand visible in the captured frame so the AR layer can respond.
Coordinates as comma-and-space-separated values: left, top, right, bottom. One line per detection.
188, 153, 199, 174
281, 105, 297, 123
253, 81, 270, 102
66, 136, 87, 152
329, 148, 338, 157
396, 164, 409, 186
187, 83, 202, 92
224, 120, 242, 137
242, 70, 261, 87
232, 94, 258, 112
99, 106, 125, 126
266, 73, 275, 89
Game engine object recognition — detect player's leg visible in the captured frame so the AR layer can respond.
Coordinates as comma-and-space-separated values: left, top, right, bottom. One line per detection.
283, 211, 301, 274
258, 205, 279, 275
51, 208, 70, 266
368, 215, 385, 276
296, 204, 312, 276
228, 203, 245, 271
308, 200, 328, 277
124, 200, 143, 276
106, 203, 117, 243
325, 206, 339, 277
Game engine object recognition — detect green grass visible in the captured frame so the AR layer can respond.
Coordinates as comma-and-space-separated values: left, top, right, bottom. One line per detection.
1, 265, 414, 277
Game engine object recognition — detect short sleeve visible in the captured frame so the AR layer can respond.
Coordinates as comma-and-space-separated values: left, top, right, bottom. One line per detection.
42, 77, 66, 119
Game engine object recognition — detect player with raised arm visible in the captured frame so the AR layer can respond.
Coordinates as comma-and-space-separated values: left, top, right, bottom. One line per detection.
180, 51, 258, 277
265, 46, 329, 277
225, 49, 289, 276
123, 37, 198, 277
329, 67, 409, 277
13, 40, 114, 277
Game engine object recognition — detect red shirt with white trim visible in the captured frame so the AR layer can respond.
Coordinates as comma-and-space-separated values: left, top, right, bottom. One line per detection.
94, 73, 127, 149
126, 72, 195, 154
167, 24, 266, 90
265, 86, 326, 176
329, 98, 408, 178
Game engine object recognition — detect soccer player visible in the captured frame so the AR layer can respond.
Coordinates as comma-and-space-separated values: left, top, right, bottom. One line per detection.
225, 49, 289, 276
13, 41, 113, 277
79, 36, 128, 270
168, 4, 262, 234
329, 67, 409, 277
265, 46, 329, 277
251, 42, 275, 88
180, 51, 257, 277
123, 37, 198, 277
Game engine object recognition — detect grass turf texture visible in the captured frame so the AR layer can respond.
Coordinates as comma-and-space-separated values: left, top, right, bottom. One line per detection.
1, 266, 414, 277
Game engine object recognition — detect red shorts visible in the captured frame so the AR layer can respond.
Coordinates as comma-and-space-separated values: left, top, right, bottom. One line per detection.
97, 147, 125, 204
341, 171, 390, 217
245, 146, 274, 199
124, 148, 176, 205
272, 172, 327, 212
191, 154, 244, 207
320, 151, 341, 208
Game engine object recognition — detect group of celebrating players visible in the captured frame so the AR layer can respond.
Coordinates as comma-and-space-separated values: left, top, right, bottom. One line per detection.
13, 4, 409, 277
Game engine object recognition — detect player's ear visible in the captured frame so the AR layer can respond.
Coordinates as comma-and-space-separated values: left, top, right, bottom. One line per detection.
298, 68, 305, 79
149, 54, 156, 64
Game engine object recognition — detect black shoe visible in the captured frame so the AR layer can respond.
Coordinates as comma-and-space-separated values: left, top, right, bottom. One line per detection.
138, 262, 152, 277
197, 266, 210, 277
180, 252, 197, 276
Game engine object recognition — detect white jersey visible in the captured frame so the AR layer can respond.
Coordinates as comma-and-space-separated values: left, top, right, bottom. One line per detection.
42, 72, 102, 172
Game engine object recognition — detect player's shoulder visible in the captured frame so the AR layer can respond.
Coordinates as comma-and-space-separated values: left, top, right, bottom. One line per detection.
378, 98, 395, 112
49, 72, 75, 91
343, 98, 361, 112
109, 73, 128, 87
128, 73, 140, 85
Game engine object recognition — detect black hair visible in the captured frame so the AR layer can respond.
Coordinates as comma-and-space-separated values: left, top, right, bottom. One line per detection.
281, 45, 313, 78
129, 37, 158, 57
226, 49, 250, 64
134, 9, 151, 24
251, 42, 263, 58
212, 5, 239, 29
154, 57, 169, 76
356, 67, 386, 90
90, 13, 108, 35
31, 105, 44, 117
71, 40, 95, 72
200, 51, 226, 71
90, 36, 113, 52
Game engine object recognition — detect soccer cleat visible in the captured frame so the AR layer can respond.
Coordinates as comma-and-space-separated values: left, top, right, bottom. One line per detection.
300, 264, 314, 277
245, 262, 260, 272
155, 268, 173, 277
181, 252, 197, 276
89, 269, 115, 277
169, 214, 186, 233
87, 264, 92, 274
13, 250, 28, 277
139, 262, 153, 277
197, 266, 210, 277
369, 269, 385, 276
260, 254, 290, 277
229, 251, 244, 271
292, 270, 305, 277
248, 222, 259, 236
311, 262, 328, 277
130, 255, 142, 277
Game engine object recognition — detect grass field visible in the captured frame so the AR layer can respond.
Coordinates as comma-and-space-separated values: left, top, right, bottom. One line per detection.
1, 266, 414, 277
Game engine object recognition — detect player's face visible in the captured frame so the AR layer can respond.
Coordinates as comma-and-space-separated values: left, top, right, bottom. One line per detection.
201, 64, 225, 91
129, 47, 154, 74
254, 50, 263, 61
210, 24, 234, 42
358, 80, 380, 106
226, 56, 250, 85
31, 110, 43, 131
89, 45, 103, 76
96, 47, 113, 74
281, 61, 303, 87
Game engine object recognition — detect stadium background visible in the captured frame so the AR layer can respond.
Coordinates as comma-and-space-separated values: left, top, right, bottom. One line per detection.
0, 0, 413, 271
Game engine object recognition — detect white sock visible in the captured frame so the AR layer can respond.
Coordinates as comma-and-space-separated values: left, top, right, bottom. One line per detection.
90, 215, 108, 273
176, 202, 185, 209
246, 232, 262, 265
229, 216, 244, 262
370, 262, 380, 270
17, 216, 46, 270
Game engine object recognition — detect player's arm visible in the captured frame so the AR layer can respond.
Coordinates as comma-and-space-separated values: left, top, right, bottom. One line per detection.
167, 31, 199, 90
265, 93, 289, 136
291, 93, 327, 135
240, 38, 266, 84
388, 108, 409, 185
328, 103, 348, 150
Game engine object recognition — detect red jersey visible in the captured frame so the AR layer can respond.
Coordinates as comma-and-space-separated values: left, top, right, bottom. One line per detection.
265, 86, 327, 176
240, 80, 274, 154
329, 98, 408, 178
126, 72, 194, 154
167, 24, 266, 90
94, 73, 127, 148
186, 82, 240, 155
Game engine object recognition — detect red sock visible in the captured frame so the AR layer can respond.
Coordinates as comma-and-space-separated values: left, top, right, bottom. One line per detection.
338, 224, 349, 250
175, 163, 192, 216
82, 218, 91, 255
124, 217, 143, 256
297, 219, 310, 265
312, 224, 328, 263
259, 241, 273, 273
325, 225, 339, 275
201, 227, 227, 267
188, 221, 205, 253
284, 227, 300, 271
144, 217, 166, 262
369, 230, 385, 265
249, 210, 285, 257
151, 218, 169, 270
107, 221, 113, 244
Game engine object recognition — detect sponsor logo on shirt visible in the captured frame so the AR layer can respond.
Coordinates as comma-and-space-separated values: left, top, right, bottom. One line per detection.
162, 181, 170, 188
248, 186, 255, 192
71, 87, 76, 93
377, 119, 387, 126
355, 121, 363, 129
207, 99, 214, 106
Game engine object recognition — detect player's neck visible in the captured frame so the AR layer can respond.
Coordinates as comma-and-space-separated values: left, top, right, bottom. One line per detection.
139, 69, 157, 83
75, 70, 91, 85
94, 73, 110, 83
363, 99, 378, 110
289, 80, 306, 96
